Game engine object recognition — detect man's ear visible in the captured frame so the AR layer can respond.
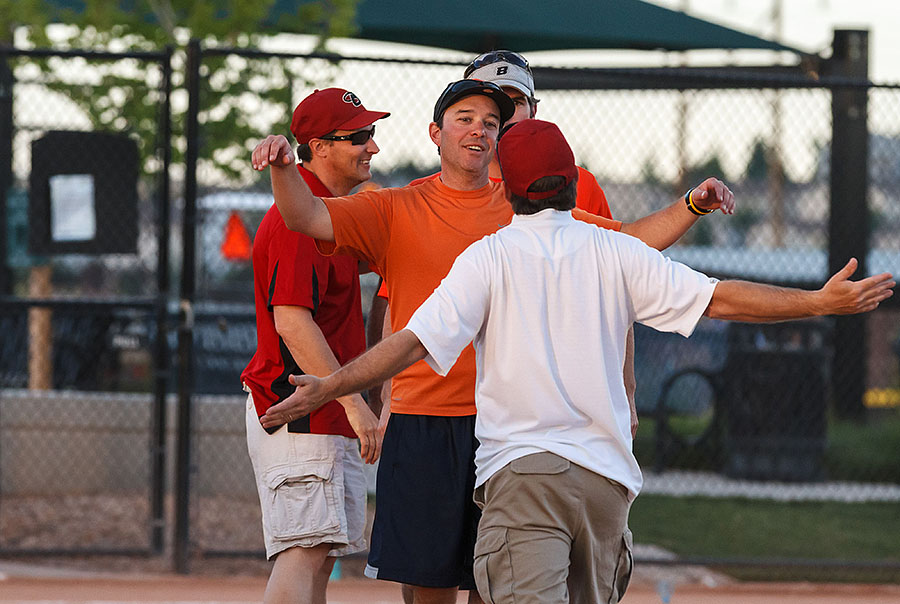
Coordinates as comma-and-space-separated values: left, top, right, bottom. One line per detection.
530, 102, 538, 119
310, 139, 329, 160
428, 122, 441, 148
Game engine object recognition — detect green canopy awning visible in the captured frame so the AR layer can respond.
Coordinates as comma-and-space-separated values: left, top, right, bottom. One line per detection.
278, 0, 800, 54
41, 0, 803, 55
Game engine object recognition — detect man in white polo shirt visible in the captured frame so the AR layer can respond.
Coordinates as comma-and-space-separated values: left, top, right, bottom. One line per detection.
263, 120, 895, 604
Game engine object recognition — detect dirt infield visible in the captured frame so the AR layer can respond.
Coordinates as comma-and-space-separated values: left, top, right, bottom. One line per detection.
1, 575, 899, 603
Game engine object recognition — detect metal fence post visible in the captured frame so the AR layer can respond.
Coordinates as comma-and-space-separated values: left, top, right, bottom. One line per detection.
827, 29, 870, 420
150, 45, 174, 556
0, 56, 12, 296
174, 38, 201, 573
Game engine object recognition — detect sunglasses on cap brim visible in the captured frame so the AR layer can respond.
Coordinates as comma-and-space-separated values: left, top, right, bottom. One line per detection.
319, 125, 376, 145
464, 51, 530, 78
434, 79, 514, 124
442, 78, 507, 96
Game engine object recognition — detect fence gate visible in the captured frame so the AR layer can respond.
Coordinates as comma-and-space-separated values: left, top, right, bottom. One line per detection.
0, 46, 172, 556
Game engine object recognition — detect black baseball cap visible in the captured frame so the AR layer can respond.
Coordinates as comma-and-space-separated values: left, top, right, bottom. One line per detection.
432, 79, 515, 125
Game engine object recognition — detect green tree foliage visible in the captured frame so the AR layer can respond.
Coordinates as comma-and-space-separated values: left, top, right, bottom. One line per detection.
684, 153, 725, 187
640, 157, 663, 186
745, 138, 787, 184
746, 138, 768, 181
1, 0, 359, 180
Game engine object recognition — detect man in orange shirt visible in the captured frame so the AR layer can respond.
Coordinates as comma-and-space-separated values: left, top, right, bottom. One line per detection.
252, 79, 732, 604
367, 51, 636, 438
406, 51, 611, 216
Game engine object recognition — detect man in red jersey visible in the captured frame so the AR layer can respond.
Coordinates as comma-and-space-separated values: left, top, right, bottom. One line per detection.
241, 87, 386, 604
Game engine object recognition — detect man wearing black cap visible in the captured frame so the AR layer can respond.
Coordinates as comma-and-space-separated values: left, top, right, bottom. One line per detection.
386, 50, 734, 442
241, 87, 387, 604
270, 119, 894, 604
252, 81, 731, 604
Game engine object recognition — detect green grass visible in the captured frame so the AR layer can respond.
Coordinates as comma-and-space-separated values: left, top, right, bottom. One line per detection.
630, 495, 900, 581
634, 409, 900, 482
629, 410, 900, 581
825, 411, 900, 482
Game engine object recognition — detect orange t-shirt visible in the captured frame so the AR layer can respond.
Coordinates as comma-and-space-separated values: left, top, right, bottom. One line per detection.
319, 178, 622, 417
574, 166, 612, 218
409, 166, 612, 219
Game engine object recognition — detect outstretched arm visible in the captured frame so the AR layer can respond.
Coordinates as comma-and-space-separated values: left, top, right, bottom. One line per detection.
262, 329, 426, 429
706, 258, 894, 322
251, 135, 335, 241
620, 178, 735, 251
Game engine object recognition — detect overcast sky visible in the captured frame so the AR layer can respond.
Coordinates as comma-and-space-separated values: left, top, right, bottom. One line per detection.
652, 0, 900, 83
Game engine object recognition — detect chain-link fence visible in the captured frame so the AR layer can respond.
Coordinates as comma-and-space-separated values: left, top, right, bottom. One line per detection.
0, 47, 171, 555
180, 44, 900, 576
2, 40, 899, 576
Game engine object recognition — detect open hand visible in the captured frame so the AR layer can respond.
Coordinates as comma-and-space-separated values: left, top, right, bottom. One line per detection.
260, 373, 327, 430
819, 258, 894, 315
261, 374, 382, 464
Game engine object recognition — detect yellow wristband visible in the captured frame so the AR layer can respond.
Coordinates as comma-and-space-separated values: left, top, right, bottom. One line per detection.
685, 188, 714, 216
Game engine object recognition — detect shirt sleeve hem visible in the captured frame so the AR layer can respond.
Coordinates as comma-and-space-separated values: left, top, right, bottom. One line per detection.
405, 322, 454, 377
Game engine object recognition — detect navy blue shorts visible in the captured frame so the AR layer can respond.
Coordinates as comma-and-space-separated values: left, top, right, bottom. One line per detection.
365, 413, 480, 590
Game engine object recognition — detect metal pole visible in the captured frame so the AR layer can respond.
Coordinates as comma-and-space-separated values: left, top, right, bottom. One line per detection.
149, 45, 173, 556
767, 0, 786, 247
174, 38, 201, 573
827, 29, 870, 420
0, 56, 13, 295
675, 0, 689, 194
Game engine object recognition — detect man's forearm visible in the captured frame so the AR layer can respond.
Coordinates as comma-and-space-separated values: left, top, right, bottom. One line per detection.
706, 260, 894, 321
706, 281, 822, 322
275, 305, 365, 413
365, 292, 390, 416
623, 326, 638, 439
252, 135, 335, 239
620, 178, 733, 251
323, 329, 427, 402
620, 199, 697, 251
270, 164, 335, 240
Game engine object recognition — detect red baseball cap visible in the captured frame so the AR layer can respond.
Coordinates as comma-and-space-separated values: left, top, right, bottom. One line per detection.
290, 88, 390, 145
497, 119, 578, 200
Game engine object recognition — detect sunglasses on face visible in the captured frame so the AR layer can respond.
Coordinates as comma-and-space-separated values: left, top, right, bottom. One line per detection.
319, 125, 376, 145
464, 51, 530, 78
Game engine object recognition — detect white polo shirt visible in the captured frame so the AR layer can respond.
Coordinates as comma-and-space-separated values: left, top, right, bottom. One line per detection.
405, 209, 717, 499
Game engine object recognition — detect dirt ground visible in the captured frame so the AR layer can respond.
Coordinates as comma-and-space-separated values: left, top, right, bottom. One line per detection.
1, 558, 899, 604
2, 574, 900, 603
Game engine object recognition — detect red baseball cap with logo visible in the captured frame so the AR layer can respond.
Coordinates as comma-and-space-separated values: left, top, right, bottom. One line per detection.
497, 119, 578, 200
290, 88, 390, 145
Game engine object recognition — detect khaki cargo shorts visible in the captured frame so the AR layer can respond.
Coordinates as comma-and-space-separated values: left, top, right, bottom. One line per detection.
473, 452, 633, 604
245, 392, 367, 560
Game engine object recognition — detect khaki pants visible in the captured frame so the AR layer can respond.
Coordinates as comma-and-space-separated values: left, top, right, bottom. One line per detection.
473, 452, 633, 604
